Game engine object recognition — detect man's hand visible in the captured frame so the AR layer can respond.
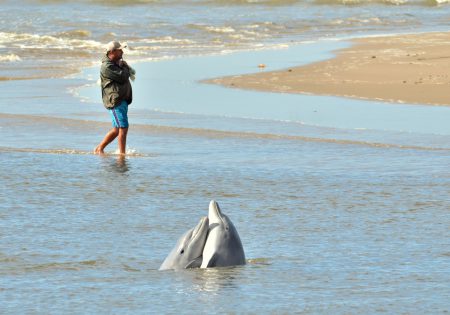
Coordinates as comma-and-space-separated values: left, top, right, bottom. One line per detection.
118, 59, 128, 68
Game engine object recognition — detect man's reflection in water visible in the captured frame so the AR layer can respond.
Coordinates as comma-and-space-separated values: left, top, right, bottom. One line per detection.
98, 154, 132, 175
113, 155, 130, 174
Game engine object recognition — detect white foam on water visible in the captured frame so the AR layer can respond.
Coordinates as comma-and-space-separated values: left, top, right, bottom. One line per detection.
0, 54, 21, 62
0, 31, 103, 51
112, 147, 147, 157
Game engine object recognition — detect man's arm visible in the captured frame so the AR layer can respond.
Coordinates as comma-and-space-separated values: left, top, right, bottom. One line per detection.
102, 63, 130, 84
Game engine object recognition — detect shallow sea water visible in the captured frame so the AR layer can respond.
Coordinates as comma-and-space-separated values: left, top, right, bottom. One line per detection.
1, 127, 449, 313
1, 3, 450, 312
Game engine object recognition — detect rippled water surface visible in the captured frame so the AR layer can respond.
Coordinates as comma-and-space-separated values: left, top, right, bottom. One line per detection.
1, 126, 449, 313
1, 0, 450, 313
2, 47, 450, 313
2, 0, 450, 79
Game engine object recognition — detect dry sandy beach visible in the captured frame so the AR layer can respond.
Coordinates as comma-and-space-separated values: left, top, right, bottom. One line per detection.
207, 32, 450, 106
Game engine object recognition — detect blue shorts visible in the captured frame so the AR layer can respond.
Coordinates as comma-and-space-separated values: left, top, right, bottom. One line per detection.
109, 100, 129, 128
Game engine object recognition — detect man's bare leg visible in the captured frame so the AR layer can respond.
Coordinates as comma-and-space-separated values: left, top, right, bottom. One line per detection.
95, 128, 119, 154
118, 127, 128, 155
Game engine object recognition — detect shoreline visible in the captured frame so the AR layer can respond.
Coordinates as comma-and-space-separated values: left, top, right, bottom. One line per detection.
204, 32, 450, 107
75, 40, 450, 137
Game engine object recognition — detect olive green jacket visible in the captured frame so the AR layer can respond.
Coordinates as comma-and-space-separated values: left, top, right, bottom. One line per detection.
100, 55, 133, 109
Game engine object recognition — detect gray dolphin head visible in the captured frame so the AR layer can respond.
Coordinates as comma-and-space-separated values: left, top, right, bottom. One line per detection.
200, 200, 246, 268
159, 216, 209, 270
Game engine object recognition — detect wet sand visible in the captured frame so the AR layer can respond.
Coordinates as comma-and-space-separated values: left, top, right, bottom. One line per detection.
206, 32, 450, 106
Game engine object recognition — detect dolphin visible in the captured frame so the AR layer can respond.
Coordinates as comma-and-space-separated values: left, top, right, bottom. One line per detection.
159, 216, 209, 270
201, 200, 246, 268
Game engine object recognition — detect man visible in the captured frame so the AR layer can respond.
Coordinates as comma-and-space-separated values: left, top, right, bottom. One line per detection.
95, 41, 133, 155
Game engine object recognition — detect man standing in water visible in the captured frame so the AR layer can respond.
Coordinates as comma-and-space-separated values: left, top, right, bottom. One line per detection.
95, 41, 133, 155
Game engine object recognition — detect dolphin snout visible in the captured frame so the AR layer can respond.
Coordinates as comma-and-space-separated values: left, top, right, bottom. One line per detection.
192, 216, 209, 239
208, 200, 224, 224
209, 200, 217, 208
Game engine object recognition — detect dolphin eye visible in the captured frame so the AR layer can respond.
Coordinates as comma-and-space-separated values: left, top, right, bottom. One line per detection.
180, 249, 184, 254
